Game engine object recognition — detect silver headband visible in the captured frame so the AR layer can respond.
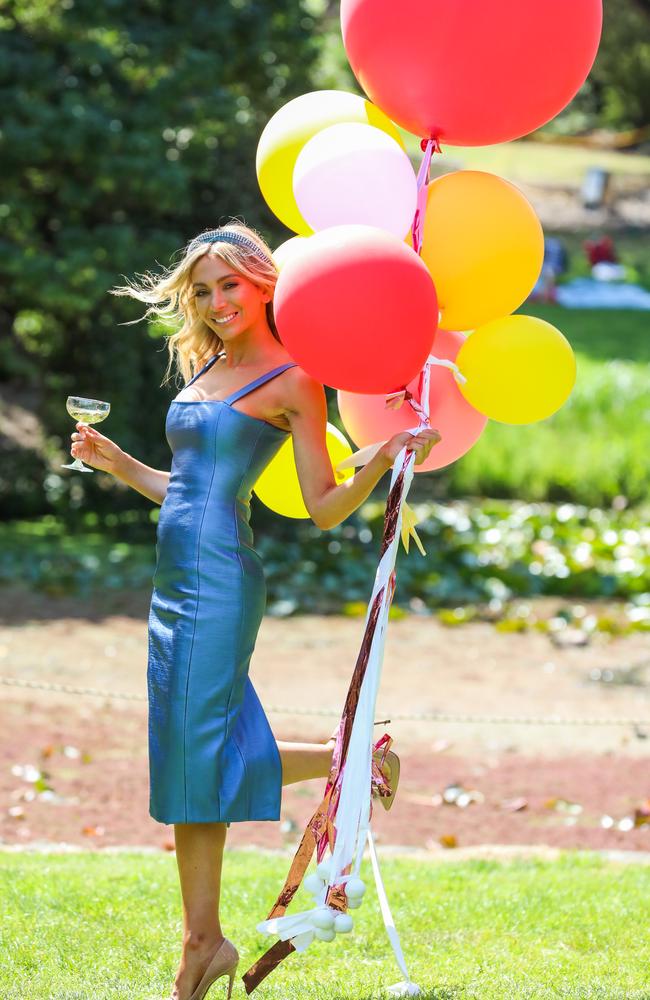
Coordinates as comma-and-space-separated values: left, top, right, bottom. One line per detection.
188, 229, 271, 261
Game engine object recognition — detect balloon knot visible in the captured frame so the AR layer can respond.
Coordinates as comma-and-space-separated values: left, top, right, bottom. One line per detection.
420, 136, 442, 155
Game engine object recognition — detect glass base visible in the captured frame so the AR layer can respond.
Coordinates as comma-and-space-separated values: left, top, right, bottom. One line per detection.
61, 460, 94, 473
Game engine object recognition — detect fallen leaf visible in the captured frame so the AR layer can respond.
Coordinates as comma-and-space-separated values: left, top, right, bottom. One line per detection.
82, 825, 105, 837
634, 801, 650, 827
439, 834, 457, 849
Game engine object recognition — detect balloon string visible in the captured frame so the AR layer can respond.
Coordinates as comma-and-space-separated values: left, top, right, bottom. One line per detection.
410, 136, 440, 255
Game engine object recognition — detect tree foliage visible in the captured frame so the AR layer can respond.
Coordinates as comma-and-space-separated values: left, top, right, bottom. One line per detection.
0, 0, 320, 517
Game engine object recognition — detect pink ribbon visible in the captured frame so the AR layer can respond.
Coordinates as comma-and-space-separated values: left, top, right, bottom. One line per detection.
410, 136, 441, 255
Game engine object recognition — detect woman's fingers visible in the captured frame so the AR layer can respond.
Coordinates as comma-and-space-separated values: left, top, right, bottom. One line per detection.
408, 428, 442, 464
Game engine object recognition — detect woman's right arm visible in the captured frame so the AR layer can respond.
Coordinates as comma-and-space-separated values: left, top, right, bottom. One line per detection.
70, 423, 169, 505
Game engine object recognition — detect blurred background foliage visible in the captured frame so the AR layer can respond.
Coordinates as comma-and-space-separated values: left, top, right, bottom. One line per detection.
1, 0, 649, 609
0, 0, 321, 518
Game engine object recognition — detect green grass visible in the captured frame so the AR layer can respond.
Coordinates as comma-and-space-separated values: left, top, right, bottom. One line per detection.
406, 137, 650, 185
1, 850, 649, 999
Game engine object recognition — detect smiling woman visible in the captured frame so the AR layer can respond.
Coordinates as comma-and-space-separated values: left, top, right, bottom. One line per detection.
112, 223, 282, 386
68, 220, 438, 1000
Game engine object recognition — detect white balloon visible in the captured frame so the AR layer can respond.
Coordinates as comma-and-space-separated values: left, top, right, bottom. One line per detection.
334, 913, 354, 933
316, 860, 333, 881
311, 908, 335, 930
345, 877, 366, 899
314, 926, 336, 942
293, 122, 418, 239
304, 873, 324, 895
346, 897, 362, 909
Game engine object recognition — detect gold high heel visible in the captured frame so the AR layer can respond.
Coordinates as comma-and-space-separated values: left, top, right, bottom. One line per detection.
187, 938, 239, 1000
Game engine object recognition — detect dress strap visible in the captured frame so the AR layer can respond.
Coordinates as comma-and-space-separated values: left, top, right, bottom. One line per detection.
225, 363, 297, 405
185, 354, 219, 387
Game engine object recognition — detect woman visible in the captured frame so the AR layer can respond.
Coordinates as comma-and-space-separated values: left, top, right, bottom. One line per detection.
69, 222, 439, 1000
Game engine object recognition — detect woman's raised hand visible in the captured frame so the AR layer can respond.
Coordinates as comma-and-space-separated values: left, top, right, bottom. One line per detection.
70, 423, 124, 474
380, 428, 442, 468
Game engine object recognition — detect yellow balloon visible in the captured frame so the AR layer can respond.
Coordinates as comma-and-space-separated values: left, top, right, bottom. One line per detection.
256, 90, 405, 236
456, 315, 576, 425
254, 423, 353, 519
419, 170, 544, 331
273, 236, 311, 271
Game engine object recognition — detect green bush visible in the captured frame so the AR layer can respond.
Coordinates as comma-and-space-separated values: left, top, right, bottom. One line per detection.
2, 499, 648, 610
0, 0, 321, 519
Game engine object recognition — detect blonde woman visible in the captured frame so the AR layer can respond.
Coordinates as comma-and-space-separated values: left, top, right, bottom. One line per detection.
69, 222, 439, 1000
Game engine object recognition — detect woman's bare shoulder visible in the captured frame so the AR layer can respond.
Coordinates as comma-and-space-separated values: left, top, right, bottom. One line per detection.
281, 364, 325, 415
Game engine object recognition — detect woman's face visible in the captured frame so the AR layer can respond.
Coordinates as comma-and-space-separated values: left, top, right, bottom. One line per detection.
190, 253, 271, 339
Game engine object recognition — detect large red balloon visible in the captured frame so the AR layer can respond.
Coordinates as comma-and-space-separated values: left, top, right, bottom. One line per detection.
337, 330, 487, 472
274, 225, 438, 393
341, 0, 602, 145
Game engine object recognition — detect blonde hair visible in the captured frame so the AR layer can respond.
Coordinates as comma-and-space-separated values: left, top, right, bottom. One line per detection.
111, 221, 280, 386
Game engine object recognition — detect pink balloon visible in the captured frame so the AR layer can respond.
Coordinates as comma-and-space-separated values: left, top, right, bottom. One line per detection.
337, 330, 487, 471
293, 122, 418, 239
274, 225, 438, 394
341, 0, 602, 145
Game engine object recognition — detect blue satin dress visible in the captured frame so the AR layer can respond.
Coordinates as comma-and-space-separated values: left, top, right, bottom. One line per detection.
147, 355, 296, 824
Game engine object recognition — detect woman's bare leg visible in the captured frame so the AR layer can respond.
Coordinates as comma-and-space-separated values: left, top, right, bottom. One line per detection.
276, 737, 335, 786
171, 822, 228, 1000
168, 739, 334, 997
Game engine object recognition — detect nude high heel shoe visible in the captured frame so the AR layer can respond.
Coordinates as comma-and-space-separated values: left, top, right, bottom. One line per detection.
373, 749, 400, 811
327, 725, 401, 811
187, 938, 239, 1000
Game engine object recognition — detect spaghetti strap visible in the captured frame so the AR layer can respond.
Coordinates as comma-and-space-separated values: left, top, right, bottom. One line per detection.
185, 354, 219, 388
225, 363, 296, 405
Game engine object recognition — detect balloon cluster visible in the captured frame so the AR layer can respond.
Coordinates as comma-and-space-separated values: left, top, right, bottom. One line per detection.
302, 860, 366, 942
253, 0, 602, 501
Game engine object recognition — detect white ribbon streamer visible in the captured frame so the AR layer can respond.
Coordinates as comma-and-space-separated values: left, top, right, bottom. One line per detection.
427, 353, 467, 385
367, 827, 421, 996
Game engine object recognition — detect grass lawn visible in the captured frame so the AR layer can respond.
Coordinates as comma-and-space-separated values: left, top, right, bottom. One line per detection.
402, 136, 650, 186
1, 850, 649, 999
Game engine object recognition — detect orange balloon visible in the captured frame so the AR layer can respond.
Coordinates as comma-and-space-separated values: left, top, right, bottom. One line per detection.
419, 170, 544, 331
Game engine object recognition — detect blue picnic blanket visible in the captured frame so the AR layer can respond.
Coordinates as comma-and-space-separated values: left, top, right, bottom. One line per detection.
555, 278, 650, 310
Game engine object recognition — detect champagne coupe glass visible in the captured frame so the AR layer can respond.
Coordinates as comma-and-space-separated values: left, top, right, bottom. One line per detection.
61, 396, 111, 473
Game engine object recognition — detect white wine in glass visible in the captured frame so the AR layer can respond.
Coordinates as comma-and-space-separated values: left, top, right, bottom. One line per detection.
61, 395, 111, 473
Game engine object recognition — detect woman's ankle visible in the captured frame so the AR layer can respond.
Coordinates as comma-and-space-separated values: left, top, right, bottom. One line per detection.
183, 929, 224, 954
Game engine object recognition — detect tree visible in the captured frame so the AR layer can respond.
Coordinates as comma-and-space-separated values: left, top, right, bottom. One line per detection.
0, 0, 321, 518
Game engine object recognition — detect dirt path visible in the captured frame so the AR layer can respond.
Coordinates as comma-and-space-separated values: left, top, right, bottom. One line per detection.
1, 594, 649, 853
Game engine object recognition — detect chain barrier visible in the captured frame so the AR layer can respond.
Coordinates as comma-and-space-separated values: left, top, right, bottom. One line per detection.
2, 675, 649, 729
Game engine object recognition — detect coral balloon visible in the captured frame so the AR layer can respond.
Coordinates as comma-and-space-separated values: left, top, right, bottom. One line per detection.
293, 123, 417, 239
337, 330, 487, 472
341, 0, 602, 145
256, 90, 405, 235
274, 225, 438, 393
419, 171, 543, 332
254, 424, 353, 519
456, 315, 576, 424
273, 236, 310, 272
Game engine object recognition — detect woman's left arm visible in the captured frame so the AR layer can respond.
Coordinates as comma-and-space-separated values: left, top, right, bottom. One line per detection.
285, 372, 440, 531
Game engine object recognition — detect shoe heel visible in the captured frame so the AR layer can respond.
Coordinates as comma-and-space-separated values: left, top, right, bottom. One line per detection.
226, 964, 237, 999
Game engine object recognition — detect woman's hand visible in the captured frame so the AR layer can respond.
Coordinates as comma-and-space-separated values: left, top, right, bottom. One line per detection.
70, 423, 125, 475
379, 428, 442, 468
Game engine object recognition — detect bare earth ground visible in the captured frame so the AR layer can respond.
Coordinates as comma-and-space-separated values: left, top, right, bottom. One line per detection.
1, 589, 649, 855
